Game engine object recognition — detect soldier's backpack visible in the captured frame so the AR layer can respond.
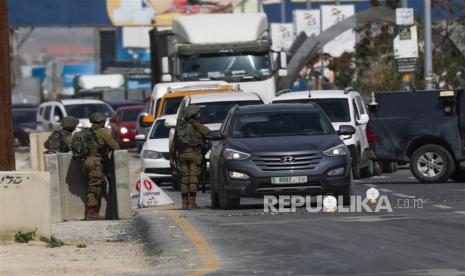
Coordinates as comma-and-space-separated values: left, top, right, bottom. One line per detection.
175, 118, 203, 148
44, 130, 67, 153
71, 128, 100, 160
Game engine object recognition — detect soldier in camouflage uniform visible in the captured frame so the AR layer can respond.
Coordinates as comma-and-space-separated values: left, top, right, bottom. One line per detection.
83, 112, 120, 220
173, 105, 210, 209
44, 116, 79, 153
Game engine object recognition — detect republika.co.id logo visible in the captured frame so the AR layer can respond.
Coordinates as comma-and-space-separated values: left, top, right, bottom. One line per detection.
263, 188, 420, 213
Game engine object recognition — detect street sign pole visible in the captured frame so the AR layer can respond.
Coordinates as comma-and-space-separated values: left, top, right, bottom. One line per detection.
0, 0, 15, 171
424, 0, 433, 89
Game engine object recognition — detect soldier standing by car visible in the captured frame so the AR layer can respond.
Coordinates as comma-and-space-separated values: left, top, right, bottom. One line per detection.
173, 105, 210, 209
44, 116, 79, 153
72, 112, 120, 220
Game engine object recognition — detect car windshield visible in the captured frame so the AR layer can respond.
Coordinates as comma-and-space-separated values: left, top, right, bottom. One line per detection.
196, 101, 262, 124
13, 109, 36, 124
231, 111, 334, 138
161, 97, 184, 116
274, 99, 350, 122
64, 104, 114, 119
122, 109, 143, 122
179, 51, 272, 81
150, 119, 170, 139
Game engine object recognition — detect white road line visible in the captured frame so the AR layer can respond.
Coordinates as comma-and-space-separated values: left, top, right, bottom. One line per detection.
456, 189, 465, 192
378, 188, 393, 193
391, 193, 415, 199
432, 204, 453, 210
454, 211, 465, 216
363, 184, 377, 187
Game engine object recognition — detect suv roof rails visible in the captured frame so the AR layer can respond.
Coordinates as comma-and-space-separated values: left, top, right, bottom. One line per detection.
276, 89, 291, 97
344, 87, 354, 94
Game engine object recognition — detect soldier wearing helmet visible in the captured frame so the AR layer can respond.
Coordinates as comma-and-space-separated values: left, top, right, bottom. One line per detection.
44, 116, 79, 153
172, 105, 210, 209
81, 112, 120, 220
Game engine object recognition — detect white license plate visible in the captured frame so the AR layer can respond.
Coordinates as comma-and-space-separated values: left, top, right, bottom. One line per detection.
271, 176, 308, 184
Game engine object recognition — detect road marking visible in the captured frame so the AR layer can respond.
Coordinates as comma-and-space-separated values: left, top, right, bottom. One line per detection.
162, 207, 220, 276
391, 193, 415, 199
334, 215, 411, 222
454, 211, 465, 216
432, 204, 453, 210
378, 188, 393, 193
363, 184, 377, 188
372, 176, 388, 179
456, 189, 465, 192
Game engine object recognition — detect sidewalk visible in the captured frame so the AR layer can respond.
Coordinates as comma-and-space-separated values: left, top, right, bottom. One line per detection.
0, 219, 155, 275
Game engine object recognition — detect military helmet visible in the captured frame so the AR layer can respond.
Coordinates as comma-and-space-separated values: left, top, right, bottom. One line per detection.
61, 116, 79, 128
183, 105, 200, 119
89, 112, 106, 123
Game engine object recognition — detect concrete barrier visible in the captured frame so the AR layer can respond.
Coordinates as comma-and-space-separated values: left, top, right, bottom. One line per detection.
30, 132, 51, 171
45, 150, 131, 221
0, 171, 51, 240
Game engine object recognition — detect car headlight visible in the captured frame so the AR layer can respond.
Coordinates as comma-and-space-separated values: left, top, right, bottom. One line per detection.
120, 127, 128, 134
323, 144, 347, 156
229, 171, 250, 179
224, 148, 251, 160
143, 150, 163, 159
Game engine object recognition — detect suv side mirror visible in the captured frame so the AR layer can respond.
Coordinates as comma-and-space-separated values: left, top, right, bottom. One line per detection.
206, 130, 223, 141
338, 125, 356, 136
356, 114, 369, 125
164, 117, 177, 128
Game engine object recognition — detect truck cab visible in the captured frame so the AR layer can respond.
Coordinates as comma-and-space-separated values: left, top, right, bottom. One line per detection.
149, 13, 287, 104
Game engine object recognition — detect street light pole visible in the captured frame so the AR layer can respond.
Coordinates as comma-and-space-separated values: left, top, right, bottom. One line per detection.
424, 0, 433, 89
0, 0, 15, 171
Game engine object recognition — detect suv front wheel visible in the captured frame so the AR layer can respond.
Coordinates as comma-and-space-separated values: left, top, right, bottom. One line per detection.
218, 170, 240, 209
410, 144, 455, 183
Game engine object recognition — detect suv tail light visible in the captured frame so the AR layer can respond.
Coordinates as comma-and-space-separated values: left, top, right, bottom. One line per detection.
366, 126, 379, 144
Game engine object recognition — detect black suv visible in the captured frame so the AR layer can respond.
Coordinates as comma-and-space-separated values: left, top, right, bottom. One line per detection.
209, 103, 355, 209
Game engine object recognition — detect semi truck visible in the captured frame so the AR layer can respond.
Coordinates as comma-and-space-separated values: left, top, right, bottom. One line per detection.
149, 12, 288, 104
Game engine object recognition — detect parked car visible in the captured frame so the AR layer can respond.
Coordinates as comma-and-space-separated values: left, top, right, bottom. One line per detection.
109, 105, 145, 148
272, 88, 371, 179
36, 99, 114, 131
140, 115, 175, 182
367, 89, 465, 183
166, 92, 264, 190
12, 105, 37, 147
208, 103, 355, 209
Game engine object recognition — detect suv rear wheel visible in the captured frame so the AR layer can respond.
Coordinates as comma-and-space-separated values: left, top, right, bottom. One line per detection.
410, 144, 455, 183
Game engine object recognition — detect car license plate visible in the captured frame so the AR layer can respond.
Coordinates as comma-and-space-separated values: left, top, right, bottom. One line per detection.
271, 176, 307, 184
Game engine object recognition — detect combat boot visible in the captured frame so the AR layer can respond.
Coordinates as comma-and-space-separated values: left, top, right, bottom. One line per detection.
181, 193, 189, 209
188, 193, 199, 209
85, 207, 105, 220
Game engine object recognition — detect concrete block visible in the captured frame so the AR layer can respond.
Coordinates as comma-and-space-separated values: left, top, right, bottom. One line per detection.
0, 171, 51, 240
113, 150, 132, 219
44, 151, 131, 221
30, 132, 51, 171
44, 154, 62, 222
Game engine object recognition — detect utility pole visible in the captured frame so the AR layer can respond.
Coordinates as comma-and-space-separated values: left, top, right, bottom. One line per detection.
0, 0, 15, 171
424, 0, 433, 89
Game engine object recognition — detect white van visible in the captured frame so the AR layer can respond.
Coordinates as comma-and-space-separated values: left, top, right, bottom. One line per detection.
272, 88, 372, 178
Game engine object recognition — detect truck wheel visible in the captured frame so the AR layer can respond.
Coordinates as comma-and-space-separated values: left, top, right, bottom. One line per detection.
382, 162, 397, 173
373, 161, 383, 176
337, 185, 353, 206
361, 160, 374, 178
351, 149, 361, 179
410, 144, 455, 183
218, 171, 240, 210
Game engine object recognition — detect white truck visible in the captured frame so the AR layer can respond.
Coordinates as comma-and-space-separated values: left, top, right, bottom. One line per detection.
149, 13, 287, 104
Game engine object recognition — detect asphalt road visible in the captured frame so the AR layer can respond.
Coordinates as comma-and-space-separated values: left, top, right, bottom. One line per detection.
135, 165, 465, 276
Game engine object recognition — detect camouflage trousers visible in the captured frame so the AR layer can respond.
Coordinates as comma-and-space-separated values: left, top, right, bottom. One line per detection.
83, 156, 106, 208
178, 151, 203, 193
